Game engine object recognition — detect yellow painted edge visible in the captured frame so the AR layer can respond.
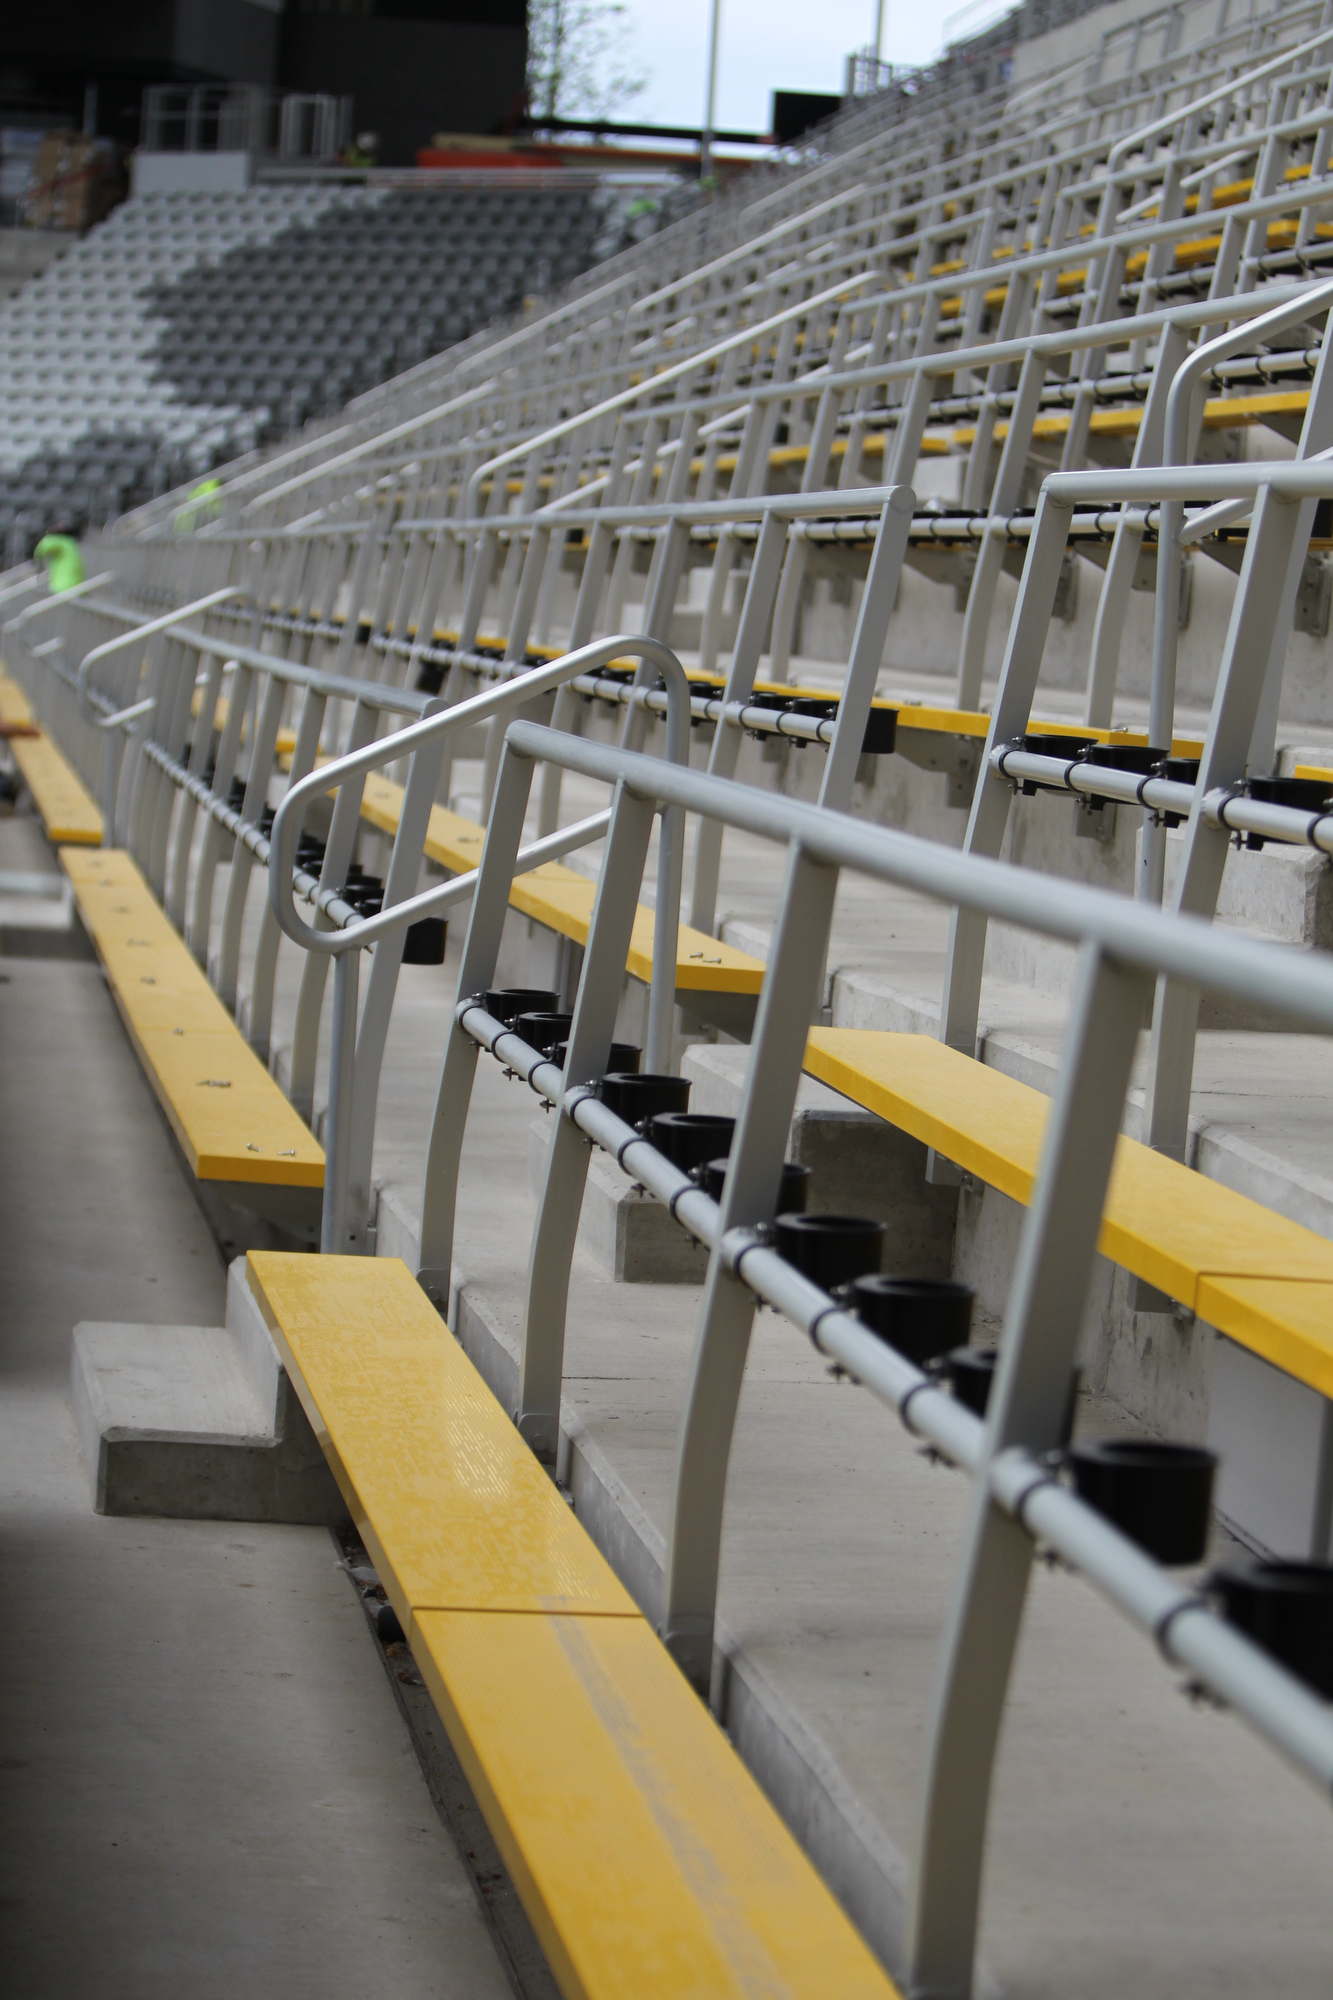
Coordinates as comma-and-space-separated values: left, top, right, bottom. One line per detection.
414, 1610, 904, 2000
361, 772, 764, 990
244, 1250, 648, 1624
8, 735, 103, 844
0, 665, 33, 725
1196, 1276, 1333, 1401
803, 1029, 1333, 1367
61, 848, 323, 1186
247, 1251, 394, 1581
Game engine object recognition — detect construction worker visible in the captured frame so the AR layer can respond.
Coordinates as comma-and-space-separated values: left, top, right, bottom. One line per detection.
174, 477, 222, 531
33, 522, 85, 593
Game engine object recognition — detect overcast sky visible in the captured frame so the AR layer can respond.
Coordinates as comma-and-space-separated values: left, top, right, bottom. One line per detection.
613, 0, 1016, 134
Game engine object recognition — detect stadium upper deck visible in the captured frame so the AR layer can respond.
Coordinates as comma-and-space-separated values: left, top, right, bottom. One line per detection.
10, 2, 1333, 1995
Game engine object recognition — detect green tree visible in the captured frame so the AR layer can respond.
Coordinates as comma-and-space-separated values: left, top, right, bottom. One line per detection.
527, 0, 647, 122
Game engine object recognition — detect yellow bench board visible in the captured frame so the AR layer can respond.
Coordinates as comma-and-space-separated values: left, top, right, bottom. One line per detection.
61, 848, 323, 1188
247, 1251, 635, 1621
1194, 1277, 1333, 1402
803, 1030, 1333, 1377
416, 1608, 899, 2000
357, 771, 765, 996
951, 388, 1311, 452
246, 1250, 900, 2000
0, 667, 102, 845
0, 666, 32, 726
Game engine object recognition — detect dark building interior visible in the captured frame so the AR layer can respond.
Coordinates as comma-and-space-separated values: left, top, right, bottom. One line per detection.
0, 0, 528, 163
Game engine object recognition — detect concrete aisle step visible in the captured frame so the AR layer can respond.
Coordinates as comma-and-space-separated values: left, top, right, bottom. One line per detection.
0, 811, 91, 958
0, 850, 517, 1998
71, 1262, 346, 1523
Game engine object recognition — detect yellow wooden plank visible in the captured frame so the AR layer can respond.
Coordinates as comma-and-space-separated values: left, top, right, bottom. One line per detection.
414, 1609, 902, 2000
360, 771, 765, 994
0, 667, 102, 843
763, 432, 949, 470
897, 704, 991, 739
805, 1030, 1047, 1206
0, 666, 33, 725
1293, 763, 1333, 786
60, 848, 322, 1186
952, 387, 1311, 452
1195, 1276, 1333, 1401
803, 1030, 1333, 1317
9, 736, 103, 843
245, 1252, 639, 1624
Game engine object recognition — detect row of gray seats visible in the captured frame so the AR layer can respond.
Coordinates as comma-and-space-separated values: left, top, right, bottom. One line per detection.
2, 182, 605, 554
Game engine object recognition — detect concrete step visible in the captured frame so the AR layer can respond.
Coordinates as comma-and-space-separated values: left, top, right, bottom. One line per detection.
527, 1112, 710, 1283
523, 1046, 960, 1285
70, 1258, 347, 1523
0, 863, 93, 960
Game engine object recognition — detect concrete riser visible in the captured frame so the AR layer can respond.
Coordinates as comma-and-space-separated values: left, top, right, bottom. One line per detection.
502, 513, 1333, 728
674, 1043, 1333, 1560
69, 1259, 348, 1526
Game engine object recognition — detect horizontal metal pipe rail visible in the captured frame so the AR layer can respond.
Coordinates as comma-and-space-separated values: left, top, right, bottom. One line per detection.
994, 744, 1333, 852
184, 163, 1333, 538
12, 597, 703, 1268
428, 717, 1333, 2000
940, 307, 1333, 1209
499, 722, 1333, 1020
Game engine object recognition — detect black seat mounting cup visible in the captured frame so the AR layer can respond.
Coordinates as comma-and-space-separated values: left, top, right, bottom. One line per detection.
1077, 742, 1171, 811
1079, 742, 1169, 775
550, 1040, 641, 1075
701, 1158, 810, 1213
598, 1072, 690, 1125
942, 1346, 997, 1416
848, 1276, 974, 1366
484, 987, 559, 1028
1066, 1439, 1217, 1566
775, 1213, 885, 1290
1021, 731, 1095, 759
401, 917, 447, 965
1207, 1560, 1333, 1696
513, 1010, 574, 1054
647, 1112, 735, 1173
941, 1349, 1078, 1434
1013, 732, 1098, 797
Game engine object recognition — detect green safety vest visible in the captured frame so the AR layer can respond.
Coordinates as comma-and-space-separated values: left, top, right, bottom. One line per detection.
34, 534, 86, 593
175, 478, 223, 531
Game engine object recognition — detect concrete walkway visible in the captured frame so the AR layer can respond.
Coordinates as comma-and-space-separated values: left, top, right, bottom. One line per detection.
0, 815, 512, 2000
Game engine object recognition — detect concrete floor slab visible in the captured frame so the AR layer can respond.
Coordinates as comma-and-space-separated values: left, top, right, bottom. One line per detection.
0, 824, 514, 2000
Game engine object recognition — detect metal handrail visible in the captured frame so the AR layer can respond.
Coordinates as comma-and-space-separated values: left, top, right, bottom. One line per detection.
500, 722, 1333, 1021
267, 634, 694, 1254
73, 587, 245, 722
